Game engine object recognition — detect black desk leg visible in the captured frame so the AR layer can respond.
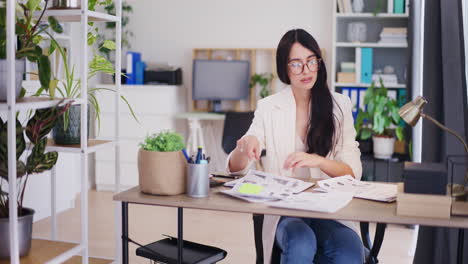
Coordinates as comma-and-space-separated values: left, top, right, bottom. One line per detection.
178, 207, 184, 264
457, 228, 464, 264
122, 202, 129, 264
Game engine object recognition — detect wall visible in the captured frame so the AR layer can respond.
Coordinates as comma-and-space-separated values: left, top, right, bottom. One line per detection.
126, 0, 334, 100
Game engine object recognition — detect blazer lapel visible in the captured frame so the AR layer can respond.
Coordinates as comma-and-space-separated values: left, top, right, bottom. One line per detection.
271, 87, 296, 177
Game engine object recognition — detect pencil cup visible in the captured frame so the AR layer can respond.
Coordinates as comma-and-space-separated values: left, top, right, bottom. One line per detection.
187, 163, 210, 198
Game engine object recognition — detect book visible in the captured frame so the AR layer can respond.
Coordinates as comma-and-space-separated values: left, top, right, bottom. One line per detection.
388, 0, 394, 14
136, 237, 227, 264
361, 48, 373, 84
394, 0, 405, 14
355, 48, 362, 83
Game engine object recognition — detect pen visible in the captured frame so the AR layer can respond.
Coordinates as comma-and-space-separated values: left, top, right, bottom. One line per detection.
181, 149, 190, 163
195, 147, 202, 164
211, 174, 239, 179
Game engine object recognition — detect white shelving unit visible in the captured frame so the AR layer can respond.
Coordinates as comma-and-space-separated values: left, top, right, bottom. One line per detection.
4, 1, 122, 263
331, 0, 410, 99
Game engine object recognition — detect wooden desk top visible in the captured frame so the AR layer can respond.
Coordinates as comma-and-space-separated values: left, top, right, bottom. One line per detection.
114, 186, 468, 229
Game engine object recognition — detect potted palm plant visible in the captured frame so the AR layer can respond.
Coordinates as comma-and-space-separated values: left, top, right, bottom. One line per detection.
355, 80, 404, 159
0, 0, 63, 101
0, 101, 72, 258
138, 131, 187, 195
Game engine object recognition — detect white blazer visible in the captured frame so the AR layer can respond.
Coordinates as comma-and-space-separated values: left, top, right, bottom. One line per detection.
225, 86, 362, 264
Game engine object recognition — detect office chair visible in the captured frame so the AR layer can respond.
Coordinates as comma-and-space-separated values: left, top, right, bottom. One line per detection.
221, 111, 387, 264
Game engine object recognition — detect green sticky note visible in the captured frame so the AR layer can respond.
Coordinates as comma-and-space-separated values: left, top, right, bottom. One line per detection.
238, 183, 264, 194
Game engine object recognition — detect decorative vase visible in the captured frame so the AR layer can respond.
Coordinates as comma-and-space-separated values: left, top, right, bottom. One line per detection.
52, 104, 90, 145
0, 59, 25, 102
50, 0, 80, 9
347, 22, 367, 43
352, 0, 364, 13
0, 208, 35, 259
138, 149, 187, 195
372, 136, 395, 159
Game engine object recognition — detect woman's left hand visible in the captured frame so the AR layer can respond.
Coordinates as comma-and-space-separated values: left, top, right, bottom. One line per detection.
283, 152, 325, 169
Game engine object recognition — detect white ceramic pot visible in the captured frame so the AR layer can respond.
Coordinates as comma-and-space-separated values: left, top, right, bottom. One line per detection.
372, 136, 395, 159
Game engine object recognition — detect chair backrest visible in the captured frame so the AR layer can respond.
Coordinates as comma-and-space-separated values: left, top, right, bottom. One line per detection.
221, 111, 255, 154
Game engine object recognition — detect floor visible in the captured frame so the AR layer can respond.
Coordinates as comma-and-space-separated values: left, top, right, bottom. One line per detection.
33, 190, 416, 264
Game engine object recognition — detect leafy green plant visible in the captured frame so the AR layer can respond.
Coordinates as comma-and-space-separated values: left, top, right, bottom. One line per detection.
355, 79, 404, 141
250, 73, 274, 99
0, 101, 72, 217
140, 131, 185, 152
39, 36, 137, 131
0, 0, 63, 92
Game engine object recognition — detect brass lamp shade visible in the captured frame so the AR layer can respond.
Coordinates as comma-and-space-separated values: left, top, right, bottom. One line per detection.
398, 96, 428, 127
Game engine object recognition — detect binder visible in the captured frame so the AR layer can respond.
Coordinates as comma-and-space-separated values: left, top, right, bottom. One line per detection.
361, 48, 373, 84
126, 51, 141, 85
136, 237, 227, 264
341, 87, 360, 122
135, 61, 146, 85
358, 88, 366, 111
355, 48, 362, 84
394, 0, 405, 14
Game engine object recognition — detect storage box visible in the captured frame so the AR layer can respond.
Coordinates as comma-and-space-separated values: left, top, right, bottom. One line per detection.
396, 183, 452, 219
403, 162, 447, 195
337, 72, 356, 83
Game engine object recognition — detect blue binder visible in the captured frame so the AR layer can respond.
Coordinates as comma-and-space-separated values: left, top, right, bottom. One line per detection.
126, 51, 141, 84
361, 48, 373, 84
394, 0, 405, 14
135, 61, 146, 85
341, 87, 363, 122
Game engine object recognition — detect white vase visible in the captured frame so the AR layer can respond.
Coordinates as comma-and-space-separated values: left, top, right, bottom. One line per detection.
352, 0, 364, 13
372, 136, 395, 159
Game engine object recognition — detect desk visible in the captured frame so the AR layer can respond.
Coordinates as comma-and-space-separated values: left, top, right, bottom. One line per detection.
114, 185, 468, 264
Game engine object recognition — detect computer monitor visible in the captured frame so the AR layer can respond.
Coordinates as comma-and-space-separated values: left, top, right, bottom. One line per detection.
192, 59, 250, 112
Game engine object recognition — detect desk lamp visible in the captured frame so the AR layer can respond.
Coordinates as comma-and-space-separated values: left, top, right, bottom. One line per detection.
399, 96, 468, 200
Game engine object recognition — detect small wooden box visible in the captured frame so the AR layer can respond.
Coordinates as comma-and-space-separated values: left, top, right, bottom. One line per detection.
396, 183, 452, 219
337, 72, 356, 83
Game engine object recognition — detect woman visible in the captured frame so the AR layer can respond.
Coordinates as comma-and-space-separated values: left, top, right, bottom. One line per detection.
226, 29, 364, 264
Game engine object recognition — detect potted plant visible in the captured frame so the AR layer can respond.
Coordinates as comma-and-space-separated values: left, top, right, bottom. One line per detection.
250, 73, 274, 99
138, 131, 187, 195
355, 80, 404, 159
0, 101, 72, 258
43, 37, 136, 144
0, 0, 63, 101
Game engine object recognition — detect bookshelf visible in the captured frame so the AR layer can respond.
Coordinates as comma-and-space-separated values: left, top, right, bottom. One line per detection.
331, 0, 410, 117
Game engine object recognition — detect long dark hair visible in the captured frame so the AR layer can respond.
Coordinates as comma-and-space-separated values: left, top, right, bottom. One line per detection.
276, 29, 337, 157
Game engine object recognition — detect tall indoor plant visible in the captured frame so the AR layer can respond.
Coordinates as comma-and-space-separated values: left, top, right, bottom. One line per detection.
0, 101, 72, 258
355, 80, 404, 159
0, 0, 63, 101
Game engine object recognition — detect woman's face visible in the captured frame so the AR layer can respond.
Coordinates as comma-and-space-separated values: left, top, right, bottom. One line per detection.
287, 42, 320, 92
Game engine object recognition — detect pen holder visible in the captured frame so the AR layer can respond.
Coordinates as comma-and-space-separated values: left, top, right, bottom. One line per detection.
187, 163, 210, 198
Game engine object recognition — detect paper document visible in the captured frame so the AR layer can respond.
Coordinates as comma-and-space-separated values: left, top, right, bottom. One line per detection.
220, 170, 315, 202
266, 192, 354, 213
317, 175, 397, 202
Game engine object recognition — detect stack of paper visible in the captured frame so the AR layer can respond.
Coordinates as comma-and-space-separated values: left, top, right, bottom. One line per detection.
316, 175, 397, 202
220, 170, 315, 202
379, 27, 407, 45
266, 192, 354, 213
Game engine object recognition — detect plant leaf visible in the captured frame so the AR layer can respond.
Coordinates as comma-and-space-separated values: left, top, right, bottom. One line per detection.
48, 16, 63, 34
101, 39, 116, 50
37, 55, 51, 92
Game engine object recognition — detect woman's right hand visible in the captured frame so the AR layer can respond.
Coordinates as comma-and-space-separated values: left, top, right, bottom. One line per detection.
235, 135, 261, 160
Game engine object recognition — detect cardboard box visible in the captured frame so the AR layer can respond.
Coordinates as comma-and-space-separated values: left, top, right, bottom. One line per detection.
337, 72, 356, 83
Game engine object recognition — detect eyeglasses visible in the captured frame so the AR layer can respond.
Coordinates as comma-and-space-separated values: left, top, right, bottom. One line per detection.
288, 58, 321, 75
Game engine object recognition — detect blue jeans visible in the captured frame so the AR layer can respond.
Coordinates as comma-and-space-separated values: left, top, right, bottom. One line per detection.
275, 216, 364, 264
